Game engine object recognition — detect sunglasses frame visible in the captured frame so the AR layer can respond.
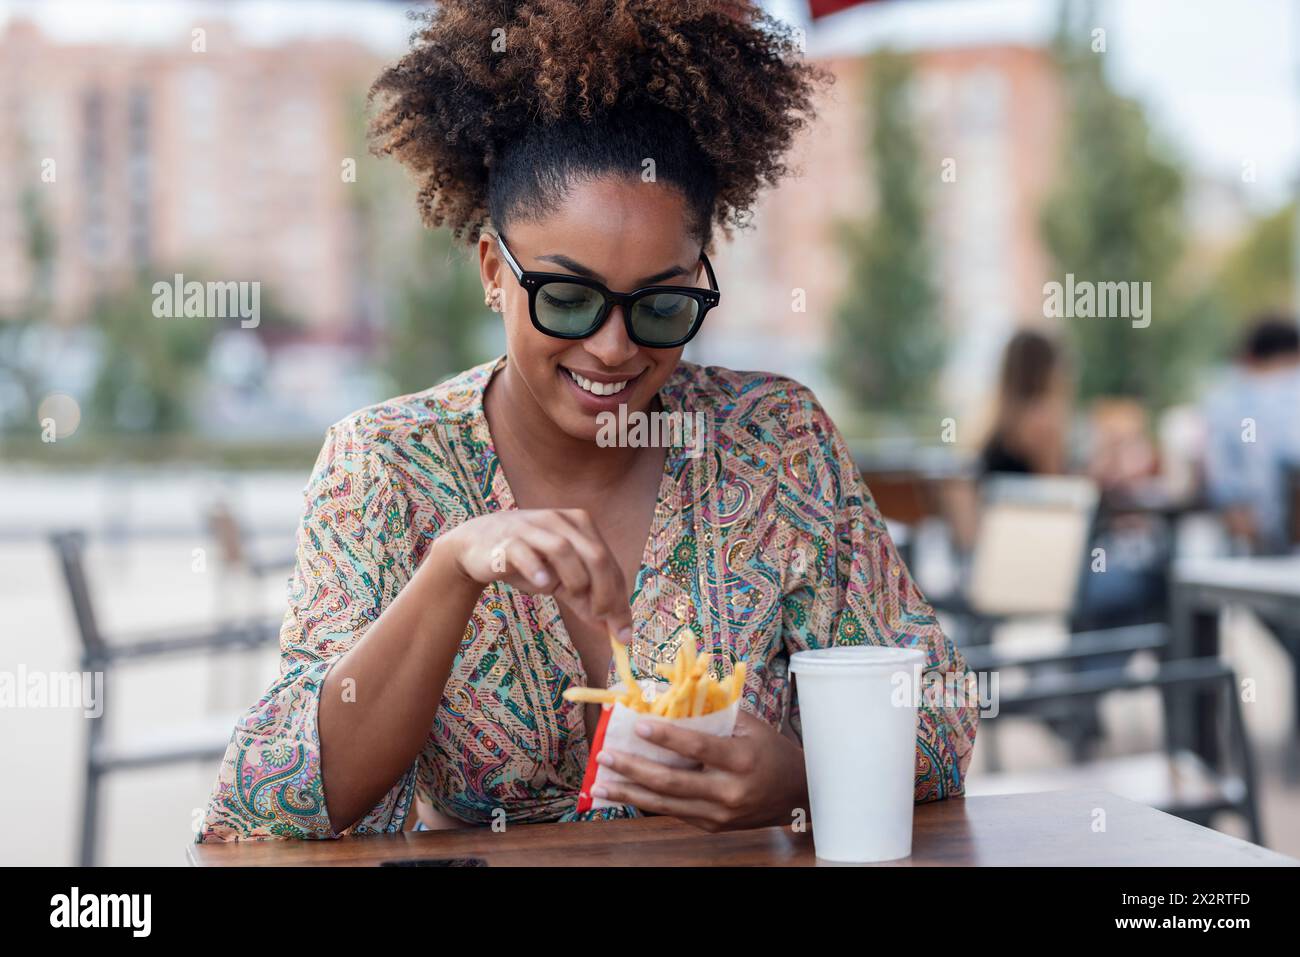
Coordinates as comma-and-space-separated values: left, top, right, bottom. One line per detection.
494, 231, 720, 348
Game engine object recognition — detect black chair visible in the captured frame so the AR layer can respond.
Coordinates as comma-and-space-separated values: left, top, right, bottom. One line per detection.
1286, 462, 1300, 551
50, 530, 281, 866
206, 499, 298, 582
1068, 488, 1183, 634
964, 632, 1263, 845
962, 622, 1169, 766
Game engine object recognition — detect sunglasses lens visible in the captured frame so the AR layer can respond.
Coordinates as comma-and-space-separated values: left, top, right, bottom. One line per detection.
630, 293, 700, 345
536, 282, 604, 335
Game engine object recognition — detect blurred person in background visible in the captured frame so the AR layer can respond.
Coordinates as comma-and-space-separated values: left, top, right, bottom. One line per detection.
937, 329, 1070, 561
1085, 399, 1161, 499
1202, 313, 1300, 557
979, 329, 1072, 477
1202, 313, 1300, 758
1072, 394, 1170, 637
978, 329, 1160, 500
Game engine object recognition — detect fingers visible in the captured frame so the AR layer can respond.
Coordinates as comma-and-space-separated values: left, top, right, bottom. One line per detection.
518, 522, 591, 608
475, 509, 634, 637
553, 510, 632, 636
592, 775, 728, 824
500, 537, 554, 591
631, 720, 752, 774
596, 748, 712, 800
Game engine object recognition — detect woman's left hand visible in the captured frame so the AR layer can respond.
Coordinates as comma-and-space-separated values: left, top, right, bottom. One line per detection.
591, 710, 809, 831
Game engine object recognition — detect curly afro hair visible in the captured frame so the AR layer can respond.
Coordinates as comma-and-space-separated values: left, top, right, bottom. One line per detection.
368, 0, 832, 249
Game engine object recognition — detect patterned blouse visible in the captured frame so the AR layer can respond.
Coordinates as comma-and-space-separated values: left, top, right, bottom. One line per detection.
198, 355, 978, 841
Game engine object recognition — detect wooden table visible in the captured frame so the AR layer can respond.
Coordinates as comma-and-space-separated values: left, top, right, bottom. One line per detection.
1170, 556, 1300, 763
188, 789, 1297, 866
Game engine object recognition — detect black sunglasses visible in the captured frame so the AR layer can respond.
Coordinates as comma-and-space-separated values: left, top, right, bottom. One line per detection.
494, 232, 720, 348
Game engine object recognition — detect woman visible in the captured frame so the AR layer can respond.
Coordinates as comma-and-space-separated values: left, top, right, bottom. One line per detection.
979, 330, 1072, 478
198, 0, 977, 842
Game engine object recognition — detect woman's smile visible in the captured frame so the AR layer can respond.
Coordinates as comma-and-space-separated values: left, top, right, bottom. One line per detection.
558, 363, 647, 412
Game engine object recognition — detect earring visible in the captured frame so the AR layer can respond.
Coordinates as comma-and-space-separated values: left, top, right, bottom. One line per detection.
485, 288, 502, 312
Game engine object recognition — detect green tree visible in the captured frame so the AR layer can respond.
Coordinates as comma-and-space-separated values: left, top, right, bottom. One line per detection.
829, 49, 945, 419
1215, 201, 1293, 322
0, 185, 57, 427
383, 226, 492, 394
87, 278, 217, 434
1040, 0, 1222, 408
342, 91, 490, 395
86, 272, 301, 435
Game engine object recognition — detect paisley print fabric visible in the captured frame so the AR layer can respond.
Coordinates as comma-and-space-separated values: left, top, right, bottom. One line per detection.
198, 355, 978, 841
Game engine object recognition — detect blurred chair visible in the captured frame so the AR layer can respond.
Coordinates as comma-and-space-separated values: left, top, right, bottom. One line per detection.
932, 473, 1100, 648
1286, 463, 1300, 550
963, 622, 1169, 767
206, 499, 297, 586
50, 530, 280, 866
932, 474, 1131, 764
857, 469, 932, 526
1069, 486, 1184, 634
202, 499, 297, 721
858, 469, 933, 570
963, 643, 1262, 845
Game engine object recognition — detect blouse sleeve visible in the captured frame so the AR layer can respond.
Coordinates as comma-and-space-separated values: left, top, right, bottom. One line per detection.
197, 416, 421, 841
778, 387, 979, 803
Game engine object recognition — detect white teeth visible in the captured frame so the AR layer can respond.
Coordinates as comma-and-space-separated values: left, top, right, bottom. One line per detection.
566, 369, 630, 396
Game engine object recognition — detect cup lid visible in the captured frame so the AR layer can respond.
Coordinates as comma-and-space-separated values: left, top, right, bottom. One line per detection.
788, 645, 927, 674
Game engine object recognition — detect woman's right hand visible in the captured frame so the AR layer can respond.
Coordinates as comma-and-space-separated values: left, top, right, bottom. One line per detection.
435, 508, 634, 642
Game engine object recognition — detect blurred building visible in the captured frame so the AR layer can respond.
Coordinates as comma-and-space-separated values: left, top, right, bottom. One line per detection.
697, 43, 1064, 418
0, 16, 383, 334
0, 5, 1260, 429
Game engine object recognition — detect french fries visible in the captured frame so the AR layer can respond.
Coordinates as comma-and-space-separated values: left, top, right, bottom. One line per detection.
562, 628, 746, 718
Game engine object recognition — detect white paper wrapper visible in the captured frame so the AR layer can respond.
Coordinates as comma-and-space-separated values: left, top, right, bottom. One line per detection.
577, 679, 741, 813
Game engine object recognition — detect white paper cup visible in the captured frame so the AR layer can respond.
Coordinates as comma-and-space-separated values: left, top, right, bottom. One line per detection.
788, 646, 926, 863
